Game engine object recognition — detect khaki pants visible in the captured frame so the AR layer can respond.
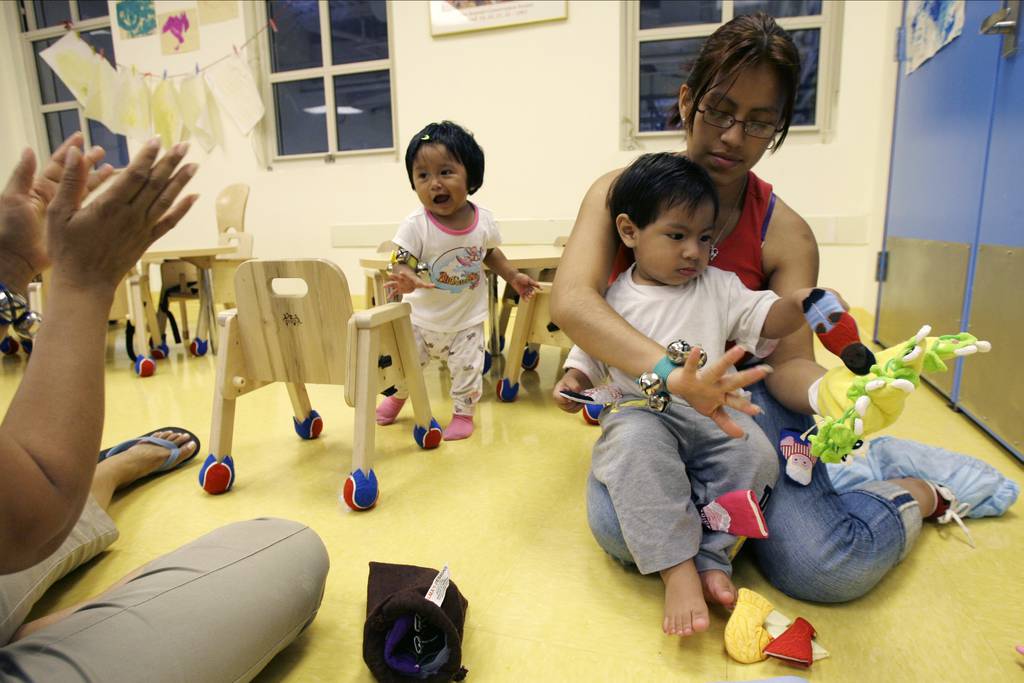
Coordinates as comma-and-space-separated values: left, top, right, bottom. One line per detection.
0, 502, 328, 682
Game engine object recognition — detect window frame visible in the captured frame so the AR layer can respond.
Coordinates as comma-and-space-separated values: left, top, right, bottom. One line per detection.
621, 0, 844, 150
16, 0, 124, 164
253, 0, 399, 164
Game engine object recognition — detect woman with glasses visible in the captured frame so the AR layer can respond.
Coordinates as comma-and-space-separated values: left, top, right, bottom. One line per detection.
550, 12, 1017, 610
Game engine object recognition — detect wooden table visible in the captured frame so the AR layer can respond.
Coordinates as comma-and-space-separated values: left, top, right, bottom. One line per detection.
359, 244, 563, 357
130, 245, 236, 362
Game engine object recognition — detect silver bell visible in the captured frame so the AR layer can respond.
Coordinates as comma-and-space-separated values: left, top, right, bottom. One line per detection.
414, 261, 431, 277
636, 371, 663, 396
15, 310, 41, 339
0, 287, 27, 323
667, 339, 707, 368
647, 392, 670, 413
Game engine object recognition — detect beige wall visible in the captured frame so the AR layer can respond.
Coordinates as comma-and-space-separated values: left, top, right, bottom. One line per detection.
0, 0, 900, 312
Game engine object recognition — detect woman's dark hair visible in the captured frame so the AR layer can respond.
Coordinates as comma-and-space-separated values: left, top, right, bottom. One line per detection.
675, 12, 800, 150
608, 153, 719, 229
405, 121, 485, 194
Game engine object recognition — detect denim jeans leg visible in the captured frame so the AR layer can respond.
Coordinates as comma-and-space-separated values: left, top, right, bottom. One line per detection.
586, 472, 635, 568
746, 381, 922, 603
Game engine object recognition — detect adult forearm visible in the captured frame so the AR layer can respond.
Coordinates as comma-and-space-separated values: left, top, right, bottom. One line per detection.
0, 252, 37, 296
550, 284, 664, 376
764, 357, 825, 414
0, 279, 113, 569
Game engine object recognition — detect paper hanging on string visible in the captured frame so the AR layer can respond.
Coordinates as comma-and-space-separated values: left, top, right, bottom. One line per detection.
39, 33, 101, 105
151, 79, 183, 147
177, 74, 217, 152
83, 57, 120, 134
204, 53, 265, 135
113, 70, 152, 140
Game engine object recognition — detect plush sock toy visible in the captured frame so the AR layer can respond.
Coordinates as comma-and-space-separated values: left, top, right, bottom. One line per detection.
763, 617, 816, 667
808, 325, 992, 463
724, 588, 830, 666
779, 429, 816, 486
363, 562, 469, 682
698, 489, 769, 539
802, 288, 876, 375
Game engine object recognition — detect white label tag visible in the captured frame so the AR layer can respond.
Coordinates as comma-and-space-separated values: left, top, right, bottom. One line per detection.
424, 564, 450, 607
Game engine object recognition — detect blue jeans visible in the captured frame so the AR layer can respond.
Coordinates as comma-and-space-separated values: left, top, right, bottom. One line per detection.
586, 381, 922, 603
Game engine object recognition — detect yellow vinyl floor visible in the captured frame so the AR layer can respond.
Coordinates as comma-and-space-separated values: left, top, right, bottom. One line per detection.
2, 308, 1022, 682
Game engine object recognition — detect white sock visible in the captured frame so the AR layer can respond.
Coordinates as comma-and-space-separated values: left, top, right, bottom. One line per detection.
808, 377, 822, 415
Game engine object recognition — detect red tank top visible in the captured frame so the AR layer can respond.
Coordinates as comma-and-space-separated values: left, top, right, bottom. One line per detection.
610, 171, 775, 290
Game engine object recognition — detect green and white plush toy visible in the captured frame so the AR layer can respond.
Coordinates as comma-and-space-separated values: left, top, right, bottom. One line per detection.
782, 325, 991, 485
807, 325, 991, 465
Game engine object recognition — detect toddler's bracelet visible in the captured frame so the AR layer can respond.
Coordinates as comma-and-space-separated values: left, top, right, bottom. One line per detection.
638, 340, 708, 413
0, 282, 41, 340
386, 248, 430, 278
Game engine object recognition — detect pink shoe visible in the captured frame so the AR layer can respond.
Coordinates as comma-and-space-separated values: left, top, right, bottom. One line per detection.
442, 414, 474, 441
375, 396, 406, 425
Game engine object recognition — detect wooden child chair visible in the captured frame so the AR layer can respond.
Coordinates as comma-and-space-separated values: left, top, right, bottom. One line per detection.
494, 235, 567, 373
199, 259, 442, 510
494, 282, 602, 423
363, 240, 395, 308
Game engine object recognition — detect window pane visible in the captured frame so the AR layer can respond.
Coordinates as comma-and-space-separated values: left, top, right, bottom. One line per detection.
640, 0, 721, 30
329, 0, 388, 65
18, 1, 28, 31
34, 0, 72, 28
267, 0, 323, 72
77, 0, 110, 19
80, 28, 116, 67
87, 120, 129, 168
334, 70, 392, 151
44, 110, 80, 153
638, 37, 702, 132
274, 78, 327, 155
790, 28, 819, 125
734, 0, 822, 18
33, 39, 75, 105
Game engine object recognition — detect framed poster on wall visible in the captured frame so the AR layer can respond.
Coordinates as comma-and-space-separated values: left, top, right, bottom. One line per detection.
430, 1, 568, 36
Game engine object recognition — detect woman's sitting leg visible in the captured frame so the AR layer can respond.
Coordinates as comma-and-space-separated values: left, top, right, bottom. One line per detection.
0, 518, 329, 682
747, 381, 922, 602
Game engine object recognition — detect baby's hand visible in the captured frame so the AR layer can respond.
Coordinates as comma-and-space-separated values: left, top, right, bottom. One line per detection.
552, 368, 593, 413
384, 268, 435, 295
667, 345, 769, 438
509, 272, 541, 300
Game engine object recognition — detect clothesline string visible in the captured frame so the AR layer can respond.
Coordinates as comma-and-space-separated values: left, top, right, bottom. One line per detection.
72, 17, 277, 80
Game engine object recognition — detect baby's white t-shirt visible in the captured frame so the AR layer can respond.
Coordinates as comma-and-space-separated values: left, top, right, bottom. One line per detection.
392, 204, 502, 332
565, 264, 780, 400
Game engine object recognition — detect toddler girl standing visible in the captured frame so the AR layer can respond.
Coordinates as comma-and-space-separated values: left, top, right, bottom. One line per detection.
377, 121, 538, 440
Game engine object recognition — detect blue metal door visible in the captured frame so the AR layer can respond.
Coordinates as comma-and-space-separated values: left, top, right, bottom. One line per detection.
876, 0, 1003, 399
957, 30, 1024, 460
878, 0, 1023, 460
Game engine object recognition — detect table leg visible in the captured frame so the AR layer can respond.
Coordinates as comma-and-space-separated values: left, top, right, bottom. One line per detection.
487, 271, 499, 362
127, 274, 148, 359
199, 267, 218, 354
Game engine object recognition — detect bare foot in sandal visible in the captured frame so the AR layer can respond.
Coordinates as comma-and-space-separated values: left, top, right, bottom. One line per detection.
92, 431, 198, 508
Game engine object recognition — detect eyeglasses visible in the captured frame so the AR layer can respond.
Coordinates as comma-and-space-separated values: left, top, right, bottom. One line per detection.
697, 106, 780, 140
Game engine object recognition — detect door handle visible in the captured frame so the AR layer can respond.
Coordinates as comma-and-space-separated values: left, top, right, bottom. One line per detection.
981, 0, 1019, 57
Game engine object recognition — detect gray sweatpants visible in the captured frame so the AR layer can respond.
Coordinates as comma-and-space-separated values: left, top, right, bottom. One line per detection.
0, 499, 329, 682
591, 402, 778, 576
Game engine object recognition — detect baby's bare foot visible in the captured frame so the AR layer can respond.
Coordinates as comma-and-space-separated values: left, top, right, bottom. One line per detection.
700, 569, 737, 610
660, 561, 710, 636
